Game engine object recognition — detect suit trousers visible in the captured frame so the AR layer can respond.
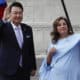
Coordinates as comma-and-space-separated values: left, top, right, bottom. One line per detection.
0, 66, 30, 80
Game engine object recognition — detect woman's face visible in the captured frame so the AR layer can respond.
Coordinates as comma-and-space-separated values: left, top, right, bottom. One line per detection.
57, 19, 68, 37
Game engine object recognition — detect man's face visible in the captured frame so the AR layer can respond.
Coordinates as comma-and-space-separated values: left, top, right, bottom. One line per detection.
10, 6, 23, 25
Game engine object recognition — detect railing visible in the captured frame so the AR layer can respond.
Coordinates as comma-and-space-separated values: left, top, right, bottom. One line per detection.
32, 24, 80, 56
32, 24, 52, 56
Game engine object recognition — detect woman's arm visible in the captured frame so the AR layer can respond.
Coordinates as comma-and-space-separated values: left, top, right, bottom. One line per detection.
47, 47, 56, 65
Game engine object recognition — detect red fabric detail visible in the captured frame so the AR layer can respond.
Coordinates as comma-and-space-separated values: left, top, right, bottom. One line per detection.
0, 6, 6, 19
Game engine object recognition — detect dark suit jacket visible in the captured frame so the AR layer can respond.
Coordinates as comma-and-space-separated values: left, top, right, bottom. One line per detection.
0, 20, 36, 76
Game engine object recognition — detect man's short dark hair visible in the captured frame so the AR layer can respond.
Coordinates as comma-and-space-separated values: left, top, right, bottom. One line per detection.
9, 2, 23, 12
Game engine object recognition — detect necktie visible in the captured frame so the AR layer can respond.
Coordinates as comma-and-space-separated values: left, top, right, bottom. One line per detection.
16, 27, 23, 48
15, 27, 23, 67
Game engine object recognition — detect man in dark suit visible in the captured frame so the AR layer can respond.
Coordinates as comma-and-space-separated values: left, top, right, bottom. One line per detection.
0, 2, 36, 80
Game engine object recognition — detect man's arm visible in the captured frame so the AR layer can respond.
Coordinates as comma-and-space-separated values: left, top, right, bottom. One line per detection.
0, 20, 4, 40
29, 27, 37, 76
0, 20, 4, 30
2, 6, 10, 21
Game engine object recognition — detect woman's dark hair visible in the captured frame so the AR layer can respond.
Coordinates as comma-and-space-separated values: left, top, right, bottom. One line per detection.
9, 2, 23, 12
51, 16, 74, 43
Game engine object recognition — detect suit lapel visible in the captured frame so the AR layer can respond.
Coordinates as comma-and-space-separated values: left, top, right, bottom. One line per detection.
8, 22, 20, 48
8, 22, 27, 49
20, 24, 26, 47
